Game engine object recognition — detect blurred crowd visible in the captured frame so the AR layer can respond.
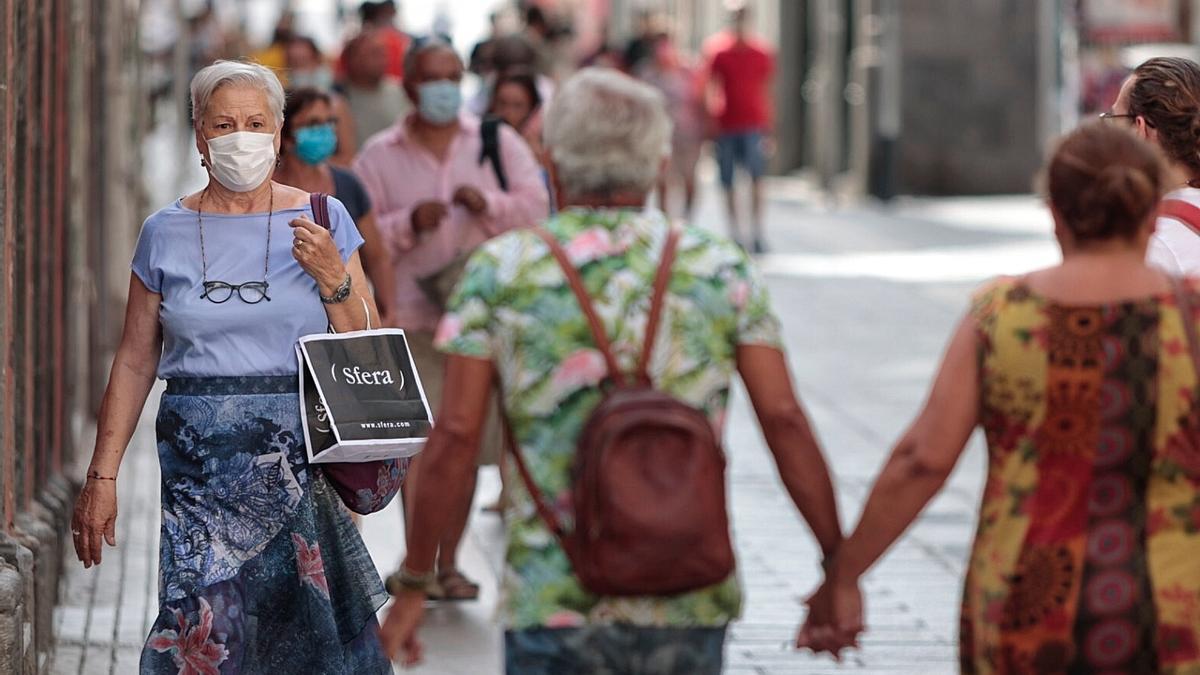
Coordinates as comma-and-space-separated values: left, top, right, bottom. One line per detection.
149, 1, 776, 248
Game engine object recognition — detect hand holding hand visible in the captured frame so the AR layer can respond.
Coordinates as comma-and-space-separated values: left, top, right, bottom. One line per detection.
290, 217, 347, 295
72, 477, 118, 568
378, 589, 426, 667
411, 201, 448, 234
795, 575, 864, 660
452, 186, 488, 215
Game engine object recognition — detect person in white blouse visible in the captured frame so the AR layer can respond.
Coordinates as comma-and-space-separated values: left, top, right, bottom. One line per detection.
1108, 56, 1200, 275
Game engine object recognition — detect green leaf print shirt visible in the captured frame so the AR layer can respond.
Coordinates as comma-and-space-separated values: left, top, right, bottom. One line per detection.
434, 207, 783, 630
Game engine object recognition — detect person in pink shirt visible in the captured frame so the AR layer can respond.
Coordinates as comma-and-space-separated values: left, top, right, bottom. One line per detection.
353, 38, 549, 601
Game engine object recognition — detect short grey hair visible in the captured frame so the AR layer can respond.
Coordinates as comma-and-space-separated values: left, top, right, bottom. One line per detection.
544, 68, 672, 198
190, 60, 286, 128
403, 37, 459, 82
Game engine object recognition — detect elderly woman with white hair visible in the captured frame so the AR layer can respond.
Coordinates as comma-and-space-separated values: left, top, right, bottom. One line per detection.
70, 60, 392, 673
380, 68, 843, 673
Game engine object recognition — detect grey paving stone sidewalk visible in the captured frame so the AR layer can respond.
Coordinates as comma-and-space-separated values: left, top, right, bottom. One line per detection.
52, 394, 160, 675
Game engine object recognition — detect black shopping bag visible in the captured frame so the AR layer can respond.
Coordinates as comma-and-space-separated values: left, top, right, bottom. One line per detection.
296, 328, 433, 463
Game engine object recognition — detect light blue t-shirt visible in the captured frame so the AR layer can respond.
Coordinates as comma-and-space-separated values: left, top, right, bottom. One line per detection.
131, 196, 365, 379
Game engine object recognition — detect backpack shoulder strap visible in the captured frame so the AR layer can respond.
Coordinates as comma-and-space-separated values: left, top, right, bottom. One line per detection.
309, 192, 332, 230
533, 227, 628, 386
636, 226, 681, 384
501, 413, 569, 540
1160, 199, 1200, 236
479, 117, 509, 192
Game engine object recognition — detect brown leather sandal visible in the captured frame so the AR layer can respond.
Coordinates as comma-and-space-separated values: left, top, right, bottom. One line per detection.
433, 568, 480, 601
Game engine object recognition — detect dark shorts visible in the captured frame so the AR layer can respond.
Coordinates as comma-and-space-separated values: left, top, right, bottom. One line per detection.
504, 624, 727, 675
716, 130, 767, 187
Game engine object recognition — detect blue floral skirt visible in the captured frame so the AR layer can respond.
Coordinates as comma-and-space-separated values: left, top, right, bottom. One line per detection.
140, 376, 391, 675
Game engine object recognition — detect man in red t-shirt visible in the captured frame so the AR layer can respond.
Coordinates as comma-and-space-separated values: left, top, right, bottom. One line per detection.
360, 0, 410, 81
705, 2, 775, 253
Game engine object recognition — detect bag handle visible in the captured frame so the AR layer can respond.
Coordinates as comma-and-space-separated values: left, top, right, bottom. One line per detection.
1171, 276, 1200, 384
310, 192, 332, 230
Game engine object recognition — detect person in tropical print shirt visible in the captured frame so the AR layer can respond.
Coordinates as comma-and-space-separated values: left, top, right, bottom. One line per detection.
378, 68, 849, 673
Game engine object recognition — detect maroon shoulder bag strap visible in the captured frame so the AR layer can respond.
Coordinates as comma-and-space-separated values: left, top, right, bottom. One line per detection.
309, 193, 331, 229
1160, 199, 1200, 237
500, 225, 682, 540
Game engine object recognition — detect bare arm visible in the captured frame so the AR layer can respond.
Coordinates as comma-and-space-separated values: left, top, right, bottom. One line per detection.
738, 344, 842, 558
403, 355, 494, 573
380, 354, 495, 664
290, 216, 379, 331
831, 315, 980, 581
72, 274, 162, 567
321, 251, 379, 332
354, 210, 398, 323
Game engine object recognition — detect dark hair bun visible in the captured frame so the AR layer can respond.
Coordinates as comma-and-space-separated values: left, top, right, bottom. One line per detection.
1046, 121, 1164, 243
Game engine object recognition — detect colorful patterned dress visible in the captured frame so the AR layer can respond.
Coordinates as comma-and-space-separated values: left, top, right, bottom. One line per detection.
962, 277, 1200, 673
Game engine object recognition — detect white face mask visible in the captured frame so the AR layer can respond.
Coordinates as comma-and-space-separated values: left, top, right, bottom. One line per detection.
204, 131, 277, 192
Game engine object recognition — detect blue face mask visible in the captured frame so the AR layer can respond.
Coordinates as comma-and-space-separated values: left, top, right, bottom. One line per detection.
293, 123, 338, 165
417, 80, 462, 125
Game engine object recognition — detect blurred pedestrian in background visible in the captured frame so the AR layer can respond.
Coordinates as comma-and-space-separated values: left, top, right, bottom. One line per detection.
705, 0, 775, 253
275, 87, 397, 322
287, 36, 334, 91
469, 11, 504, 78
521, 5, 556, 78
469, 34, 556, 118
286, 35, 357, 165
488, 70, 544, 165
339, 30, 411, 150
378, 67, 844, 673
1107, 57, 1200, 276
72, 60, 391, 673
358, 0, 410, 81
353, 39, 548, 602
250, 10, 296, 85
638, 32, 707, 220
810, 121, 1200, 672
622, 9, 663, 74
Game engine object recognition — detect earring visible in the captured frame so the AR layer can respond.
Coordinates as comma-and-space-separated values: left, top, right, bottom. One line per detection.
200, 157, 208, 169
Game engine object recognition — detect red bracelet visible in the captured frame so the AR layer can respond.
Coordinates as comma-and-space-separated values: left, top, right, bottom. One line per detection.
86, 470, 116, 481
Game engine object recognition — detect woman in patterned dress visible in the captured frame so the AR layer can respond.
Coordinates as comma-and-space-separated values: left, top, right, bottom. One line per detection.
810, 121, 1200, 673
69, 61, 394, 673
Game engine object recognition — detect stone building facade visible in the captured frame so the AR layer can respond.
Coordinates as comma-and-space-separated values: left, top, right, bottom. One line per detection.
649, 0, 1069, 196
0, 0, 144, 671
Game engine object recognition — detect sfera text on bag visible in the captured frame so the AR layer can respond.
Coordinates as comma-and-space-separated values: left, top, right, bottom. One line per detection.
334, 364, 401, 387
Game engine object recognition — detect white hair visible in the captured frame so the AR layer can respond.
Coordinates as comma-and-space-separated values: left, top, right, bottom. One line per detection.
543, 68, 673, 198
190, 60, 286, 128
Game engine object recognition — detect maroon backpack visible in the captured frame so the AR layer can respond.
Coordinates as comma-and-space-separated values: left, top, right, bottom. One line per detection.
504, 226, 735, 597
